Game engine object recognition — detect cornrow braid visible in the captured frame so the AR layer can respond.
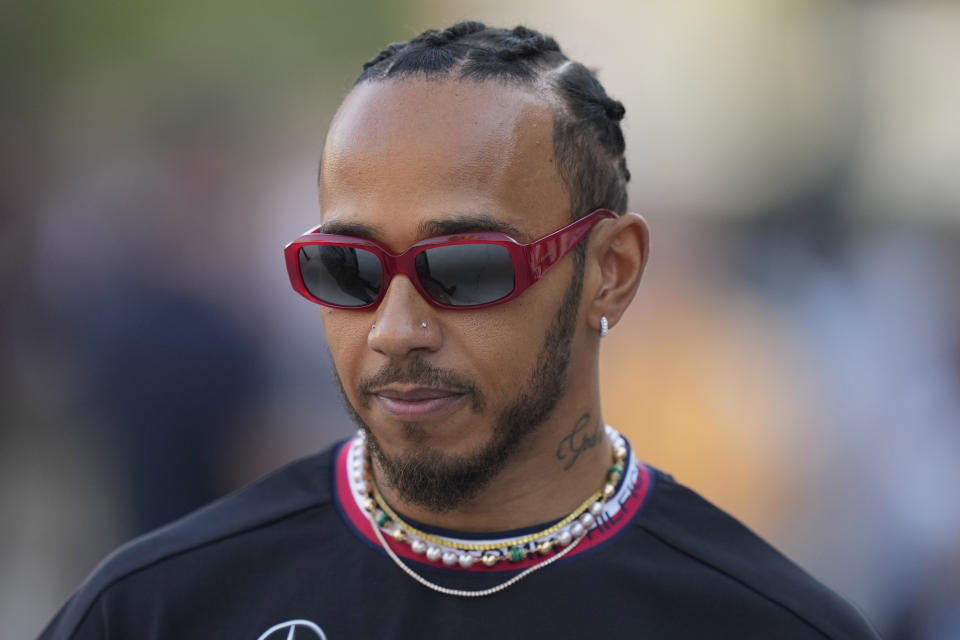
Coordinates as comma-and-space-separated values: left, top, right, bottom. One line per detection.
361, 42, 406, 73
356, 21, 630, 227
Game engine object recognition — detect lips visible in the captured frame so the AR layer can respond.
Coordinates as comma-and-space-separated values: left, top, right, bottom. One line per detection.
372, 386, 465, 419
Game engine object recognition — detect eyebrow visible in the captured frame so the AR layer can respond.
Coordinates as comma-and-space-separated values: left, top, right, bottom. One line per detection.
321, 214, 528, 243
418, 214, 528, 241
318, 220, 382, 240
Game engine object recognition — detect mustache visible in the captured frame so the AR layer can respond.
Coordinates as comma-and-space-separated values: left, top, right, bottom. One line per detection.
357, 357, 486, 413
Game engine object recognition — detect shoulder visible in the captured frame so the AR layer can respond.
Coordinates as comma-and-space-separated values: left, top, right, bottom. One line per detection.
39, 440, 344, 639
635, 467, 880, 640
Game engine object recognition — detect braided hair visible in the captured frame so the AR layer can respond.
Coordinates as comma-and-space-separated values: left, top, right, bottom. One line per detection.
357, 21, 630, 224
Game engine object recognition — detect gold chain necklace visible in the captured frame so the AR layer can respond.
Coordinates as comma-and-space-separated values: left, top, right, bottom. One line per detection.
372, 483, 602, 552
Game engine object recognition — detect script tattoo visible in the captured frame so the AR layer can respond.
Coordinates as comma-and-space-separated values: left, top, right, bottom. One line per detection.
555, 413, 601, 471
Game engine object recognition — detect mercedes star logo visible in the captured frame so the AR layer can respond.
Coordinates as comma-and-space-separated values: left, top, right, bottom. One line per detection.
256, 619, 327, 640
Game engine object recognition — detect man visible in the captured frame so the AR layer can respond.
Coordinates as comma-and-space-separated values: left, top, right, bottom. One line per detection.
41, 22, 879, 639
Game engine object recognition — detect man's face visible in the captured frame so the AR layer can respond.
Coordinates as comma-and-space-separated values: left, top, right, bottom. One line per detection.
319, 78, 585, 510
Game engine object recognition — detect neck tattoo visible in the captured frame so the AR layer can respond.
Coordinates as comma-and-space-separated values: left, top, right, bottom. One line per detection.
351, 426, 629, 597
555, 412, 604, 471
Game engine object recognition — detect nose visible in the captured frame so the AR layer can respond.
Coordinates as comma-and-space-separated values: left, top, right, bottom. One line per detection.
367, 275, 442, 358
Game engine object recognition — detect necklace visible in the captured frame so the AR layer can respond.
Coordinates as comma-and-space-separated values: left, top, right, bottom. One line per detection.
351, 427, 629, 597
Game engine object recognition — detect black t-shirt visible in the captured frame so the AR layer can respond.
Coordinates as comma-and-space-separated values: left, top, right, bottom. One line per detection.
39, 435, 879, 639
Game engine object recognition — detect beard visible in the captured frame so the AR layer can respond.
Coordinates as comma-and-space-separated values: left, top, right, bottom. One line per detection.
333, 261, 585, 513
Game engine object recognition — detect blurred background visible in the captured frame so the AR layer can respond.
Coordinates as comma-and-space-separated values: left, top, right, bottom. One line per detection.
2, 0, 958, 637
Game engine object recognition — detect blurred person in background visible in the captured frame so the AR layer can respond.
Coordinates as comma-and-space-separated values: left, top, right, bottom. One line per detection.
38, 22, 880, 639
29, 113, 270, 534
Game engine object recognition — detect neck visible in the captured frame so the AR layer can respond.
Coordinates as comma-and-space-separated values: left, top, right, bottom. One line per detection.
371, 405, 612, 533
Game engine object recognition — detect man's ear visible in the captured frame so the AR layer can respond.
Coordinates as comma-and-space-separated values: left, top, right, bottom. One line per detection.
584, 213, 649, 334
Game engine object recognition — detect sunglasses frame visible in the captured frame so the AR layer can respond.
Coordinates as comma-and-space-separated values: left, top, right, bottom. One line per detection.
284, 208, 617, 310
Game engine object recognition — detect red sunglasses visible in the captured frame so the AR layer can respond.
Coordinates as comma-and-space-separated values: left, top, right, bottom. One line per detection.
284, 209, 616, 310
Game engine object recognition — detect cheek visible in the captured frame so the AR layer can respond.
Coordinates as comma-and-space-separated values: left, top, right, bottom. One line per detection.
321, 309, 375, 385
452, 266, 571, 396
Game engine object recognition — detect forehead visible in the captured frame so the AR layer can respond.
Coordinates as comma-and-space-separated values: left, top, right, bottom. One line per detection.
319, 78, 570, 248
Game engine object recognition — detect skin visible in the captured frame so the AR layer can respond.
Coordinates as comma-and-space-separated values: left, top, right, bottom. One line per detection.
319, 77, 649, 532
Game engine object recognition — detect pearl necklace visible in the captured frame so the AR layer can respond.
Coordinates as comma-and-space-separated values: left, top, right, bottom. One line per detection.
351, 428, 628, 597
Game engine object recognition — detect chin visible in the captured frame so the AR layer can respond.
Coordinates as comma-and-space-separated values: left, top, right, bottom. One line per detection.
367, 417, 493, 459
361, 421, 513, 513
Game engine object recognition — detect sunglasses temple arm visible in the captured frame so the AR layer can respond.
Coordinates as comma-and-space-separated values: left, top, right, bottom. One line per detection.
524, 220, 597, 282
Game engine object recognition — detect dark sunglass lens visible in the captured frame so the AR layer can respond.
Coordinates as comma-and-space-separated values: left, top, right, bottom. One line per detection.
415, 244, 515, 306
299, 245, 382, 307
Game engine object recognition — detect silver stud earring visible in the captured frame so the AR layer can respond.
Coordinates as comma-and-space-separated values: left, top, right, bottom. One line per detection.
600, 316, 609, 338
420, 321, 428, 328
371, 323, 376, 331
